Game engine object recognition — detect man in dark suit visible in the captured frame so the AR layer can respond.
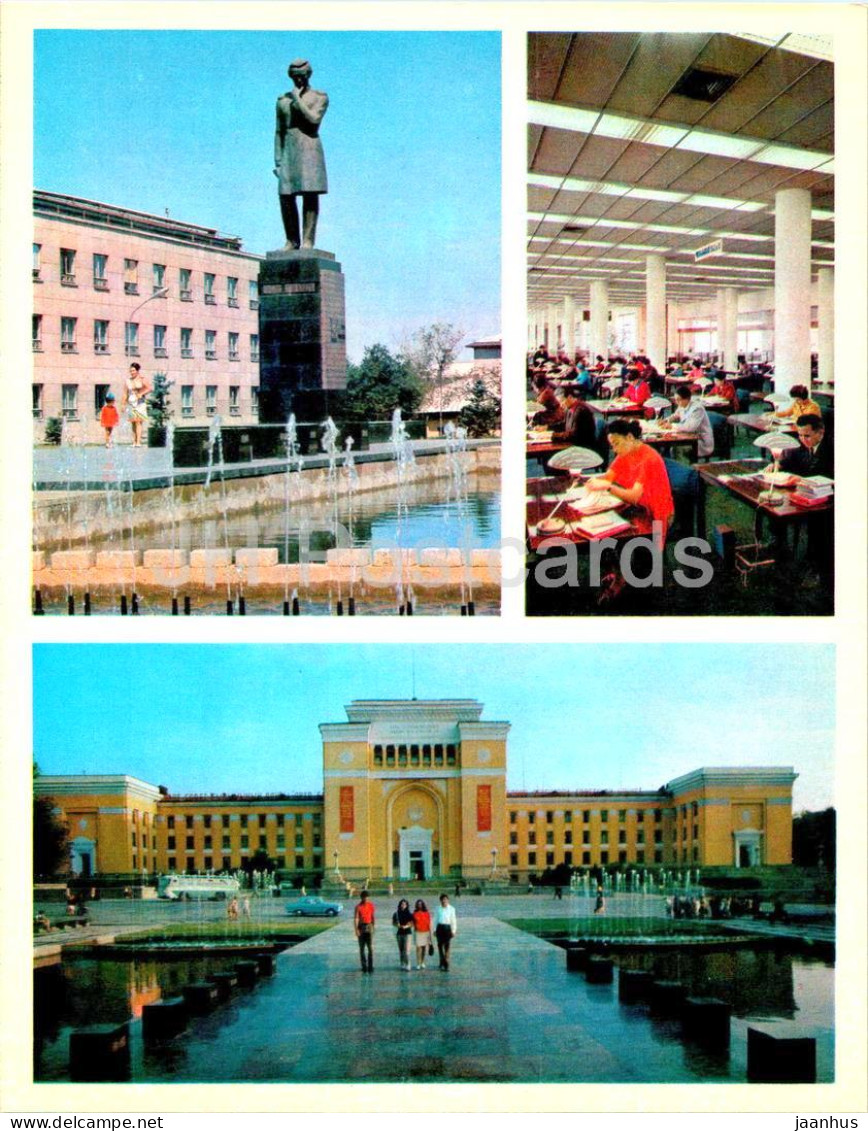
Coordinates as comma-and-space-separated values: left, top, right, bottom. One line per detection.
551, 383, 596, 450
779, 414, 834, 478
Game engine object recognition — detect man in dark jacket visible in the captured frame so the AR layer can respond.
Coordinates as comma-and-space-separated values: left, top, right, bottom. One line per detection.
551, 383, 596, 449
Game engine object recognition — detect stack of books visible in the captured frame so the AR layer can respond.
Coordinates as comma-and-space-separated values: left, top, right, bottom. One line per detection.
573, 511, 632, 539
791, 475, 834, 507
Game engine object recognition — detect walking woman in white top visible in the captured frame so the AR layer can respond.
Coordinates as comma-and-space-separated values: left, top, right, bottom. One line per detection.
433, 893, 458, 971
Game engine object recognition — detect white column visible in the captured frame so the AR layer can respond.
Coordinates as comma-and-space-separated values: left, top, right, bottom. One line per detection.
563, 296, 576, 359
667, 301, 680, 358
774, 187, 812, 390
817, 267, 834, 387
716, 287, 739, 371
548, 305, 561, 353
590, 280, 609, 361
646, 254, 666, 372
637, 306, 647, 355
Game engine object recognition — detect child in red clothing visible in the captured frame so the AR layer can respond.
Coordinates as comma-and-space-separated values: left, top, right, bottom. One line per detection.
100, 391, 120, 447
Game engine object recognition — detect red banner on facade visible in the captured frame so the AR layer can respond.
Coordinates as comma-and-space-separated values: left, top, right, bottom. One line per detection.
339, 786, 354, 833
477, 784, 492, 832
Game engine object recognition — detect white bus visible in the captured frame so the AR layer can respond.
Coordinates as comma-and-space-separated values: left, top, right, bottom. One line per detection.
157, 874, 241, 901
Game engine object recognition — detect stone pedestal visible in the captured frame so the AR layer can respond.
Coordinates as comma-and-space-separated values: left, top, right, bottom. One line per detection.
648, 979, 687, 1014
234, 959, 260, 988
69, 1023, 131, 1081
565, 945, 589, 972
618, 968, 654, 1002
585, 956, 614, 983
206, 972, 238, 1000
142, 998, 187, 1041
254, 952, 277, 976
747, 1025, 817, 1082
258, 248, 347, 423
182, 981, 220, 1014
682, 996, 731, 1046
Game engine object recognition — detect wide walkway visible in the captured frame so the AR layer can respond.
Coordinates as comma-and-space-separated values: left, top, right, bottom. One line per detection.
120, 907, 832, 1084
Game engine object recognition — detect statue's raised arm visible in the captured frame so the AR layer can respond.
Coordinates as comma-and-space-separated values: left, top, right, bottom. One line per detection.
274, 59, 329, 250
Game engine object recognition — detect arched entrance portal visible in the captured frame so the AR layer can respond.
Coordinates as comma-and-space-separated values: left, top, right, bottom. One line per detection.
399, 826, 433, 881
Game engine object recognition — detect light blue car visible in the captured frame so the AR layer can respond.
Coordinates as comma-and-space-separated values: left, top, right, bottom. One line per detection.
285, 895, 343, 917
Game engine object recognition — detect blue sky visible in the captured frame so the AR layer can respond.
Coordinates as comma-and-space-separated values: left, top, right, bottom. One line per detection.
33, 30, 501, 362
33, 644, 834, 811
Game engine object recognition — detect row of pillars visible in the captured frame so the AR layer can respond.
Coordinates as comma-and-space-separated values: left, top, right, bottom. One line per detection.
531, 188, 834, 389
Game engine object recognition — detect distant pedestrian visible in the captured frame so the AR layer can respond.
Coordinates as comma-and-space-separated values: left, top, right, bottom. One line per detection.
354, 890, 375, 973
433, 893, 457, 972
227, 896, 239, 921
241, 896, 251, 919
124, 363, 151, 448
392, 898, 413, 971
594, 886, 606, 915
100, 391, 120, 447
411, 899, 431, 970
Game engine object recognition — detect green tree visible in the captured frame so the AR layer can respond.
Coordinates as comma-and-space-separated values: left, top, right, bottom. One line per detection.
33, 762, 69, 879
458, 376, 501, 437
792, 808, 836, 870
147, 372, 174, 447
342, 344, 423, 421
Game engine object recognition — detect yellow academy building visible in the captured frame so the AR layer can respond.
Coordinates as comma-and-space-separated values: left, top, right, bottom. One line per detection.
35, 699, 797, 883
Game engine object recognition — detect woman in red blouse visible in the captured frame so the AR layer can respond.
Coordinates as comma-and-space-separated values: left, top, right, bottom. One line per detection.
412, 899, 432, 970
623, 367, 651, 407
585, 419, 674, 545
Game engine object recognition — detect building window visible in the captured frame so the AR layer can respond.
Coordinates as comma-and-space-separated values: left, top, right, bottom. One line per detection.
229, 386, 240, 416
600, 831, 608, 845
94, 385, 111, 416
124, 322, 140, 357
167, 836, 176, 850
228, 331, 240, 360
618, 830, 626, 844
564, 811, 571, 823
528, 831, 536, 846
546, 852, 554, 866
222, 836, 230, 850
654, 809, 662, 822
222, 815, 230, 828
32, 384, 43, 419
93, 253, 108, 290
527, 852, 536, 867
619, 850, 627, 864
32, 314, 42, 352
240, 836, 249, 850
33, 243, 42, 280
167, 856, 176, 871
295, 834, 304, 849
167, 816, 175, 829
528, 812, 535, 825
582, 830, 590, 845
546, 811, 553, 824
181, 385, 194, 417
295, 856, 304, 869
509, 831, 517, 845
546, 831, 554, 845
227, 277, 239, 307
250, 386, 260, 416
564, 851, 572, 866
249, 280, 259, 309
205, 329, 217, 359
204, 836, 212, 850
206, 386, 217, 415
654, 849, 663, 863
152, 263, 166, 294
509, 811, 517, 824
60, 248, 76, 285
180, 327, 193, 358
61, 383, 77, 418
60, 317, 77, 353
154, 325, 168, 358
203, 815, 212, 829
636, 810, 644, 824
186, 836, 194, 850
509, 852, 518, 866
249, 333, 260, 363
204, 273, 216, 304
582, 851, 590, 865
600, 851, 609, 865
564, 830, 572, 845
600, 809, 609, 823
619, 810, 626, 823
583, 810, 590, 823
94, 319, 109, 354
124, 258, 138, 295
637, 850, 645, 864
179, 267, 193, 301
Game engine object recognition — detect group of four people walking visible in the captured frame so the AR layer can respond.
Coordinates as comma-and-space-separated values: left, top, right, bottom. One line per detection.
354, 891, 457, 973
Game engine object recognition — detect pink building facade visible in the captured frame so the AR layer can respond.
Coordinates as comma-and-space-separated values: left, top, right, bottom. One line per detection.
33, 191, 263, 443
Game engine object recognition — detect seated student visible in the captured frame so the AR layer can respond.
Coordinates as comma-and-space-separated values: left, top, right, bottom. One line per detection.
585, 418, 674, 542
532, 345, 549, 365
551, 383, 596, 449
575, 361, 594, 396
593, 354, 607, 374
687, 359, 705, 385
530, 374, 566, 428
623, 367, 651, 406
774, 384, 822, 421
711, 370, 740, 413
777, 414, 834, 478
664, 384, 715, 458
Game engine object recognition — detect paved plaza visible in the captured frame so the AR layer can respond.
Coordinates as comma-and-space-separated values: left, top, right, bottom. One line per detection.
35, 893, 834, 1084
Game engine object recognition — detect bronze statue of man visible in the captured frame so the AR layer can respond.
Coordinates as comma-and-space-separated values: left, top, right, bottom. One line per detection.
274, 59, 329, 249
